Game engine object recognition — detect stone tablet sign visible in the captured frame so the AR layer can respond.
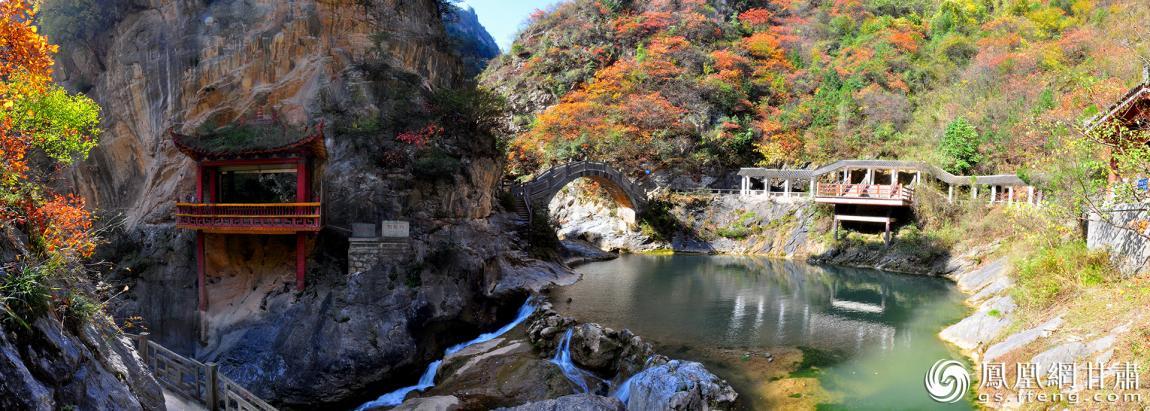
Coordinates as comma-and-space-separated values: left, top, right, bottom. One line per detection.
351, 223, 377, 238
381, 221, 410, 238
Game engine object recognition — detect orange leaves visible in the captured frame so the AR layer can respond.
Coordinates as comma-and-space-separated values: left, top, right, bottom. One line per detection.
711, 50, 750, 72
641, 35, 690, 79
888, 30, 922, 53
0, 0, 54, 93
26, 194, 95, 258
615, 11, 673, 39
742, 32, 787, 68
648, 35, 690, 56
0, 120, 28, 184
622, 91, 687, 132
738, 8, 773, 30
0, 1, 102, 260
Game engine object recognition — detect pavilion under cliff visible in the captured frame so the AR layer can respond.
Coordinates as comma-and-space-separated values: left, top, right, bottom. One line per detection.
171, 120, 325, 312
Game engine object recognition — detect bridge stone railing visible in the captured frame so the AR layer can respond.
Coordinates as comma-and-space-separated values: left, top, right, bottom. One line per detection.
514, 161, 652, 212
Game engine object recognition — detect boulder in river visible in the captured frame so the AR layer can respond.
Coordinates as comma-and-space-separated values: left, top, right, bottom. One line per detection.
422, 331, 580, 409
527, 303, 655, 376
496, 393, 625, 411
623, 360, 737, 411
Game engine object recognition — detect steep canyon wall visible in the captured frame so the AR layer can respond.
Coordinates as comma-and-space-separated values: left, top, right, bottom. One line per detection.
54, 0, 568, 406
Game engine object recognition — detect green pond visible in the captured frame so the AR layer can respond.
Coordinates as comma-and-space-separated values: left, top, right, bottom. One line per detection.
550, 254, 973, 410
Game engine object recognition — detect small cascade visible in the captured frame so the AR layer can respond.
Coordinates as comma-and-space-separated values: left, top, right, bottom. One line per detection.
550, 328, 606, 393
359, 360, 441, 408
610, 372, 638, 403
609, 356, 654, 404
357, 299, 537, 410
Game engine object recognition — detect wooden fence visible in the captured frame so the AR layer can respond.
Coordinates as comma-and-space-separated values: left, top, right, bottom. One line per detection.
816, 183, 915, 202
672, 188, 813, 199
129, 333, 277, 411
175, 202, 322, 234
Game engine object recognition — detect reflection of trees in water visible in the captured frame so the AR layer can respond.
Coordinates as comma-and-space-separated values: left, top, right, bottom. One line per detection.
570, 255, 957, 355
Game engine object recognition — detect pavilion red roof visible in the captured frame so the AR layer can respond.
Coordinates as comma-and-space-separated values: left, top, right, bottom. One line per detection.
171, 120, 326, 161
1087, 83, 1150, 132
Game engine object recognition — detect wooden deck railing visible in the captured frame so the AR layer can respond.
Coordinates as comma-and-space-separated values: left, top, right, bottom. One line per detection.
816, 184, 914, 202
175, 203, 321, 234
129, 333, 277, 411
671, 188, 815, 199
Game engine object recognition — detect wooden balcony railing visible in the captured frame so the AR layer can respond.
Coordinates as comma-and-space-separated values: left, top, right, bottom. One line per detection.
816, 184, 914, 202
175, 203, 321, 234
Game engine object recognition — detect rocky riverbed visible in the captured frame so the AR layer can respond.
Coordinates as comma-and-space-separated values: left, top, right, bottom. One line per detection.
383, 300, 739, 410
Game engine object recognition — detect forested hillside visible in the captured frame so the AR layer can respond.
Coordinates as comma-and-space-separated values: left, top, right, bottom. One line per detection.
483, 0, 1148, 177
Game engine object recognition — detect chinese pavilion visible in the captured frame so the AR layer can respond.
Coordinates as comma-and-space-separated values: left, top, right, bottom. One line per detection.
1086, 68, 1150, 182
172, 120, 325, 312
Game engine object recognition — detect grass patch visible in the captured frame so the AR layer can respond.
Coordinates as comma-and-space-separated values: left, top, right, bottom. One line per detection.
716, 210, 759, 239
0, 263, 53, 329
1012, 239, 1114, 309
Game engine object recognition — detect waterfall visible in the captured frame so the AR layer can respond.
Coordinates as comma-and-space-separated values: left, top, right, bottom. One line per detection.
356, 299, 537, 410
610, 372, 639, 404
550, 328, 606, 393
609, 356, 654, 404
357, 360, 441, 409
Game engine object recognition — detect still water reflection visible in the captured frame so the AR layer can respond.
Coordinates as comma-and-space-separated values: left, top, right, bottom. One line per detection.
550, 255, 972, 410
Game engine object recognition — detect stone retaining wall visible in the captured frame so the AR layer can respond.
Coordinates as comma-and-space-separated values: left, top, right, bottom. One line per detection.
1087, 205, 1150, 277
348, 238, 410, 273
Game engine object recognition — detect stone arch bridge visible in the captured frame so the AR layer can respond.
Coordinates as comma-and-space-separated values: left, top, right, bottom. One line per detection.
513, 161, 652, 224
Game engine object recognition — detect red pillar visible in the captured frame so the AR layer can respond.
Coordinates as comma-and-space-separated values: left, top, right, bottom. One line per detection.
296, 233, 306, 291
196, 231, 207, 311
207, 167, 218, 203
195, 162, 204, 203
296, 158, 307, 202
295, 158, 307, 291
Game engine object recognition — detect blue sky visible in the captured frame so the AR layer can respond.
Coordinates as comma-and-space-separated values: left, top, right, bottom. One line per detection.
460, 0, 562, 51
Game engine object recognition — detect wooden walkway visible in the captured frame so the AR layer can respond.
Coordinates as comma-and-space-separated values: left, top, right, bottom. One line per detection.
128, 333, 277, 411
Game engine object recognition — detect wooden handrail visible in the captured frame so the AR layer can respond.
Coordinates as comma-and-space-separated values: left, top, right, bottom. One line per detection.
174, 203, 322, 233
815, 183, 915, 202
127, 333, 277, 411
176, 202, 322, 207
175, 214, 322, 218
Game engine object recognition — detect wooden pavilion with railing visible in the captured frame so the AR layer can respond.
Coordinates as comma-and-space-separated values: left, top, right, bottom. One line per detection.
739, 160, 1042, 243
172, 120, 325, 312
1085, 68, 1150, 185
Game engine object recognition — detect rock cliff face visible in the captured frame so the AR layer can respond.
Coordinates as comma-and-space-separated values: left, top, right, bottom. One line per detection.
53, 0, 575, 407
0, 316, 165, 411
551, 189, 822, 258
0, 229, 164, 411
58, 0, 465, 227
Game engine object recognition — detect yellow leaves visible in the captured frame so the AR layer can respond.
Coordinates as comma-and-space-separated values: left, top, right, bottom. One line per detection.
1071, 0, 1095, 17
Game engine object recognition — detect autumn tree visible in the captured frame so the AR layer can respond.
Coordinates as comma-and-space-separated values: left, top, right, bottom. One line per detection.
0, 0, 101, 259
